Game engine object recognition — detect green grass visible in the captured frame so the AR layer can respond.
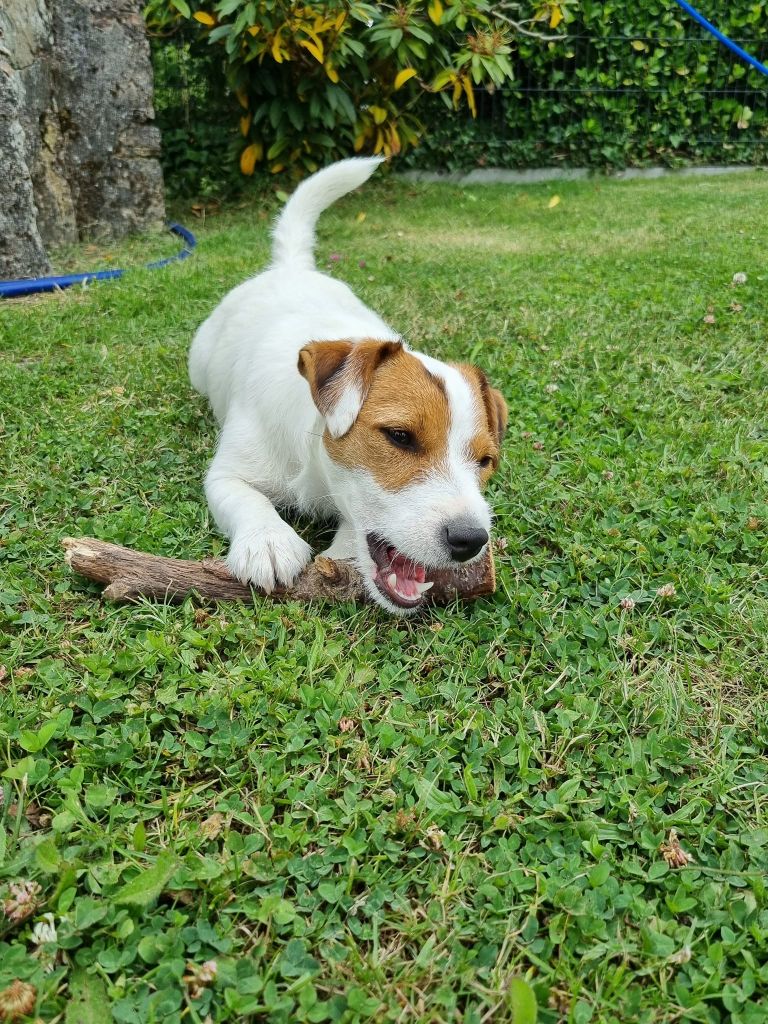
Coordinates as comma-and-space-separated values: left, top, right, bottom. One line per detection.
1, 171, 767, 1024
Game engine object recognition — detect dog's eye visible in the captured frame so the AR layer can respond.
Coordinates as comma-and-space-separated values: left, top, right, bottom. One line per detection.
383, 428, 416, 450
478, 455, 495, 470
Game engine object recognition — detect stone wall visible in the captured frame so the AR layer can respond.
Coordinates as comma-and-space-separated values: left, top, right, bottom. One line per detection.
0, 0, 165, 280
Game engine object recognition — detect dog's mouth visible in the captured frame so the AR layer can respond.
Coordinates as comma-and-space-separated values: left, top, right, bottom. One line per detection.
366, 534, 435, 609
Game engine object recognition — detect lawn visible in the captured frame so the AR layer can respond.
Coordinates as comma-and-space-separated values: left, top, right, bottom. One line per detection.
1, 170, 767, 1024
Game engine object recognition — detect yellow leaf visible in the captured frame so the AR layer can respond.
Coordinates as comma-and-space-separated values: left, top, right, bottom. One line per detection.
325, 63, 340, 83
549, 6, 563, 29
547, 194, 561, 208
270, 163, 285, 174
452, 79, 462, 108
373, 129, 385, 154
353, 133, 365, 152
239, 113, 251, 136
463, 76, 476, 118
394, 68, 417, 90
240, 142, 262, 175
235, 89, 249, 110
388, 124, 401, 155
631, 40, 648, 51
193, 11, 216, 26
247, 24, 259, 36
271, 34, 286, 62
428, 0, 443, 25
356, 211, 366, 223
334, 10, 347, 31
299, 38, 324, 63
432, 68, 455, 91
369, 105, 388, 125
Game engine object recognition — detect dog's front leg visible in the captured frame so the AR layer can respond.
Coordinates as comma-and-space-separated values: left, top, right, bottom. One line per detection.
204, 435, 313, 593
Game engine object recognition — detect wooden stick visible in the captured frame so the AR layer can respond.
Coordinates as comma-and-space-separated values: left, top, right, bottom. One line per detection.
62, 537, 496, 606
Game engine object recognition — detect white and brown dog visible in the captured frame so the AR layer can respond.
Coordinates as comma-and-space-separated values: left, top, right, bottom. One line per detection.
189, 157, 507, 614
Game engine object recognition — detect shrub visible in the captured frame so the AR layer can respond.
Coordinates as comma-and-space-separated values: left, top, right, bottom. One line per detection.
147, 0, 768, 195
403, 0, 768, 171
145, 0, 564, 184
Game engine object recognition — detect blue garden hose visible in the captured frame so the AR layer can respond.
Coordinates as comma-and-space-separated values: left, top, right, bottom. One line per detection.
0, 222, 196, 299
673, 0, 768, 78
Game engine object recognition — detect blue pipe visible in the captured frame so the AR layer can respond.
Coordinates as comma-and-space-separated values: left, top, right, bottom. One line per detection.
0, 222, 197, 299
673, 0, 768, 77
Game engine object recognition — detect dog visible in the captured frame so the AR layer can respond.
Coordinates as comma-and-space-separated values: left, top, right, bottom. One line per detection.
189, 157, 507, 614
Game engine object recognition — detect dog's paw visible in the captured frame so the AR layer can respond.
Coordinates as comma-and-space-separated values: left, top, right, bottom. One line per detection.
227, 525, 313, 593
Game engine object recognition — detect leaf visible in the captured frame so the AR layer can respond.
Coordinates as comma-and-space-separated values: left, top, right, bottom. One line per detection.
507, 977, 537, 1023
432, 68, 454, 91
66, 969, 111, 1024
114, 852, 178, 908
200, 812, 225, 840
299, 38, 324, 63
549, 6, 563, 29
193, 11, 215, 26
235, 88, 249, 110
394, 68, 417, 90
18, 719, 58, 753
463, 763, 478, 802
462, 76, 476, 117
240, 113, 252, 136
369, 105, 388, 125
170, 0, 191, 17
35, 838, 61, 873
271, 34, 286, 63
631, 40, 648, 51
548, 195, 561, 208
325, 63, 340, 83
240, 142, 262, 175
427, 0, 443, 25
589, 861, 611, 887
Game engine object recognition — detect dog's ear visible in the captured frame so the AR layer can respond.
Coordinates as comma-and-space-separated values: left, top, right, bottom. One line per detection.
459, 364, 508, 447
298, 339, 402, 438
483, 383, 508, 447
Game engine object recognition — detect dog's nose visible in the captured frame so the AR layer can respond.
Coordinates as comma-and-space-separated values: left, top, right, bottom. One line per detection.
444, 524, 489, 562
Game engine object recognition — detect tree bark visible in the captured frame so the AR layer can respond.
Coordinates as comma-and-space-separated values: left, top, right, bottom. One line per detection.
62, 537, 496, 607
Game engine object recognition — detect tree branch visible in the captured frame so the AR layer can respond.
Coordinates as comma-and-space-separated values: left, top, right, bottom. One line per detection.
62, 537, 496, 607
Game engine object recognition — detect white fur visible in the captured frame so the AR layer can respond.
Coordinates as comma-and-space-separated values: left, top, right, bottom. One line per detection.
189, 157, 491, 612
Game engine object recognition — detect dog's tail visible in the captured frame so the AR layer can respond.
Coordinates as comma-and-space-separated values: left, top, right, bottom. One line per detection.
271, 156, 384, 271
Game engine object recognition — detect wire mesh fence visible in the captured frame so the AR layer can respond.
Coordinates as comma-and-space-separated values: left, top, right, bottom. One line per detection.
151, 27, 768, 193
405, 33, 768, 171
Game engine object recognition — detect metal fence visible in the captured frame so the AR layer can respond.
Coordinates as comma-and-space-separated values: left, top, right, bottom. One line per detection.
474, 35, 768, 133
151, 29, 768, 190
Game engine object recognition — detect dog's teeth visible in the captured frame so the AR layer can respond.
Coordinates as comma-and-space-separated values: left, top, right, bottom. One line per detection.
387, 573, 398, 590
417, 580, 434, 593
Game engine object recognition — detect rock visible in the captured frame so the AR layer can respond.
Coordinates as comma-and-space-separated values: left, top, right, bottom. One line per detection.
0, 0, 165, 279
0, 60, 51, 278
51, 0, 166, 240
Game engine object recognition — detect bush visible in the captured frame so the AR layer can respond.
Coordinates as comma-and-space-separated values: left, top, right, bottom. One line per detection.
403, 0, 768, 171
146, 0, 558, 192
147, 0, 768, 196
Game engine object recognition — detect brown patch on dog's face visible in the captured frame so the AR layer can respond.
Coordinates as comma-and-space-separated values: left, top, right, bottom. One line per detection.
299, 340, 507, 493
325, 347, 452, 491
454, 363, 508, 483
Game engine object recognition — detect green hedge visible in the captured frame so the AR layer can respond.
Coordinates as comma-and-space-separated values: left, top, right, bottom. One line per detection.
151, 0, 768, 196
403, 0, 768, 172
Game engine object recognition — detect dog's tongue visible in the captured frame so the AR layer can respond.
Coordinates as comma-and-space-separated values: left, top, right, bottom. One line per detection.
383, 548, 427, 601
